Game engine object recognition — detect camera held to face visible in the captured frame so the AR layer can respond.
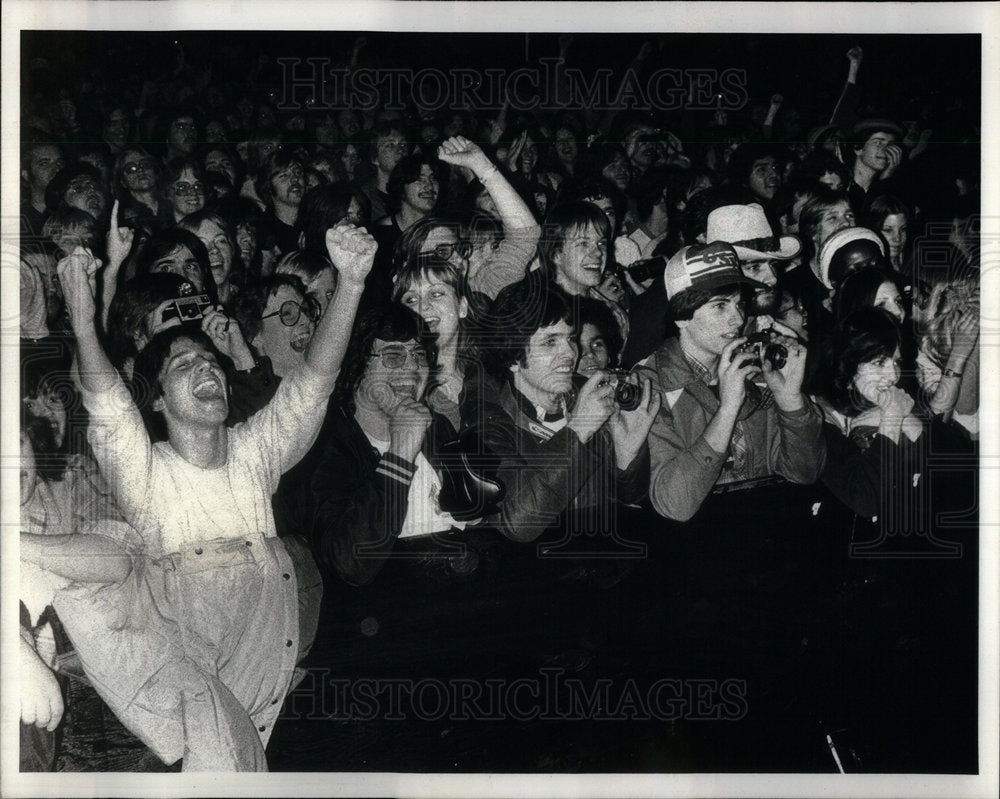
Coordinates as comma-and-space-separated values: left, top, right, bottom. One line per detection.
606, 369, 643, 411
161, 294, 213, 324
730, 329, 788, 371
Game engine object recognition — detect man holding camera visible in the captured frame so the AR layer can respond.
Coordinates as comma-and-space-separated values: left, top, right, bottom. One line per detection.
638, 242, 825, 522
469, 281, 660, 546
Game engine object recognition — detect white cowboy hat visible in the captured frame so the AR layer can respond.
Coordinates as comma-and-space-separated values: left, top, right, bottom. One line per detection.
706, 203, 802, 263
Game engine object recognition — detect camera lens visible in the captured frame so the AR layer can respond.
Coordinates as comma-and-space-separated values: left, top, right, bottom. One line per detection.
614, 381, 642, 412
764, 343, 788, 370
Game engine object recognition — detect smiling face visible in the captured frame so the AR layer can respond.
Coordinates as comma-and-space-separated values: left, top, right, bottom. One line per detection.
577, 322, 610, 376
167, 167, 205, 220
253, 284, 315, 378
357, 338, 431, 413
856, 131, 897, 174
153, 336, 229, 429
511, 319, 579, 406
676, 291, 747, 363
852, 347, 902, 405
402, 164, 439, 214
552, 222, 609, 296
194, 219, 234, 288
397, 275, 468, 349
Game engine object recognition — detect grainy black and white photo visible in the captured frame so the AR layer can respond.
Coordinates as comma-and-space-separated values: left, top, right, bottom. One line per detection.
3, 2, 997, 797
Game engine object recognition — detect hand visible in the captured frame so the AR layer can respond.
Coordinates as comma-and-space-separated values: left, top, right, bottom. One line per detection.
20, 636, 64, 732
488, 99, 509, 145
761, 334, 807, 411
770, 93, 784, 107
877, 386, 915, 426
948, 308, 979, 362
718, 338, 758, 412
882, 142, 903, 177
201, 308, 255, 370
56, 246, 101, 330
437, 135, 492, 175
105, 200, 135, 267
505, 130, 527, 173
608, 377, 662, 469
325, 223, 377, 288
847, 46, 863, 65
566, 371, 616, 444
388, 397, 432, 463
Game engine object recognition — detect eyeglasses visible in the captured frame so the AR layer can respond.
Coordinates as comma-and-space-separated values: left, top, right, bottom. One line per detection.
171, 181, 205, 197
262, 298, 320, 326
124, 159, 158, 175
369, 346, 429, 369
430, 241, 473, 261
66, 179, 98, 194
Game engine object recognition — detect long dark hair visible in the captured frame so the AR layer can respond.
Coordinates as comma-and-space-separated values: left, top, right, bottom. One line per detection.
816, 307, 901, 416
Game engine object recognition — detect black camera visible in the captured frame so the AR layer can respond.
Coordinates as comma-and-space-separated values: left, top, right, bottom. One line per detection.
161, 294, 213, 324
620, 256, 666, 284
730, 330, 788, 370
607, 369, 643, 412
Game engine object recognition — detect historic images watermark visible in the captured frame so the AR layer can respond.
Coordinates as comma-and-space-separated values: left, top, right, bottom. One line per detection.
276, 58, 749, 114
282, 669, 749, 723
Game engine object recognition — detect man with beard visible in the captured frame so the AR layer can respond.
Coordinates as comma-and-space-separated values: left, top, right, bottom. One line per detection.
638, 242, 824, 522
256, 150, 306, 256
705, 203, 802, 329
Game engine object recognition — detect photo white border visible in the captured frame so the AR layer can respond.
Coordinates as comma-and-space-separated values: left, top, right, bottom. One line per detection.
2, 2, 997, 797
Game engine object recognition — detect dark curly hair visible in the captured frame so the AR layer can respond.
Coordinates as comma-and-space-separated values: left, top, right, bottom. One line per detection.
333, 304, 437, 414
816, 307, 901, 416
482, 279, 576, 378
132, 326, 233, 442
229, 273, 310, 346
577, 296, 624, 367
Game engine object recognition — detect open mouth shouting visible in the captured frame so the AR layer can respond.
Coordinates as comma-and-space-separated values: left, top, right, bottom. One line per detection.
289, 330, 312, 353
192, 374, 225, 401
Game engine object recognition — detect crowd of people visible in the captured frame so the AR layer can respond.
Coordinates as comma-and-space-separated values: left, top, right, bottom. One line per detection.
18, 34, 981, 772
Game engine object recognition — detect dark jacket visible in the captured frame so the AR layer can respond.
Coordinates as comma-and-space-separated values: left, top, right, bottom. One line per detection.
273, 404, 457, 587
462, 379, 649, 543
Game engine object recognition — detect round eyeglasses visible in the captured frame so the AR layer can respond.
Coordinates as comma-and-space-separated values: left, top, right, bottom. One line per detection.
261, 298, 320, 327
171, 181, 205, 197
368, 346, 429, 369
430, 241, 473, 261
124, 159, 158, 175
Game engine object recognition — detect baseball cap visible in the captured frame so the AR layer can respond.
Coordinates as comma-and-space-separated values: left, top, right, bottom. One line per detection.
663, 242, 769, 301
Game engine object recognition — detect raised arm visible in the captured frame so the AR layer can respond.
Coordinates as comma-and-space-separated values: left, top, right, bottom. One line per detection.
100, 200, 134, 332
438, 136, 536, 231
308, 223, 376, 390
58, 246, 118, 395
